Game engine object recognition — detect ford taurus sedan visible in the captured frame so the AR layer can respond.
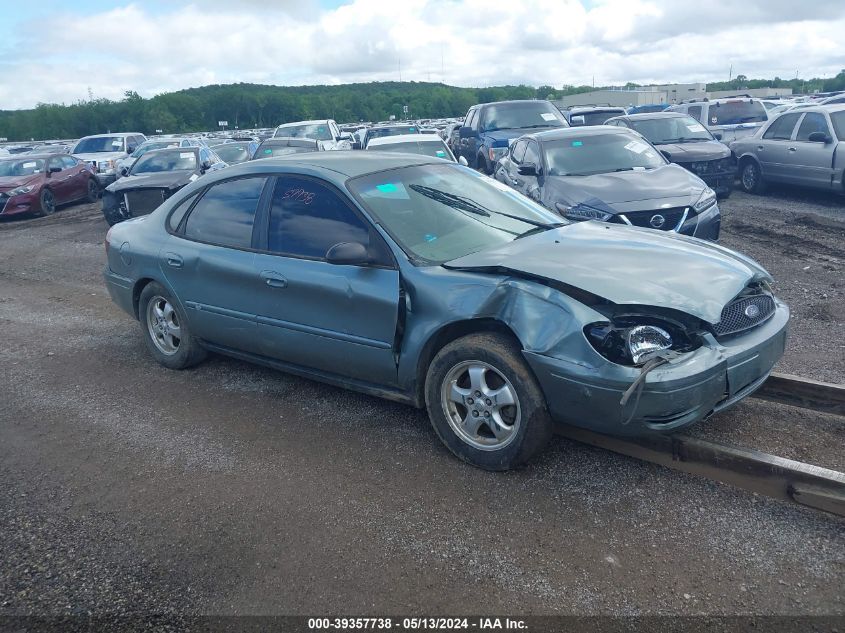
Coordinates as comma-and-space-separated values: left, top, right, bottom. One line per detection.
104, 153, 788, 470
494, 126, 721, 240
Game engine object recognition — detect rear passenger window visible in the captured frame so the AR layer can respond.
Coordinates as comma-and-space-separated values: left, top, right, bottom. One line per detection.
167, 192, 199, 232
61, 156, 78, 169
268, 177, 370, 260
763, 113, 800, 140
183, 177, 266, 248
687, 106, 702, 122
511, 140, 527, 163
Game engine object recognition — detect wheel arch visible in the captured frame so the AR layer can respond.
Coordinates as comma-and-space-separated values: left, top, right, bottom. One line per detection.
414, 318, 524, 407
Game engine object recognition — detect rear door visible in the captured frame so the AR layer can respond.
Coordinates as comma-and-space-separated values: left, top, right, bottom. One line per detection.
789, 112, 836, 189
160, 176, 270, 354
251, 175, 400, 386
61, 155, 88, 199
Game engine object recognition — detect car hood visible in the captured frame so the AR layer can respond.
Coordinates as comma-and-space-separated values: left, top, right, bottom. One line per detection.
482, 127, 560, 145
544, 164, 704, 211
443, 221, 770, 324
74, 151, 126, 162
106, 170, 197, 192
0, 175, 39, 191
653, 141, 730, 162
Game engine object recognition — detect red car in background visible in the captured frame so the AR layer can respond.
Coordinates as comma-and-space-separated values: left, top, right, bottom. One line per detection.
0, 153, 100, 217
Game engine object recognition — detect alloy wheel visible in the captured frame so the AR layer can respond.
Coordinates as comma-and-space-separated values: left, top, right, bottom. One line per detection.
146, 296, 181, 355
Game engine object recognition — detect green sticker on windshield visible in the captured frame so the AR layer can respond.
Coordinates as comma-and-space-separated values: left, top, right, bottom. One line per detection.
436, 150, 445, 157
376, 183, 398, 193
264, 148, 273, 154
571, 141, 583, 147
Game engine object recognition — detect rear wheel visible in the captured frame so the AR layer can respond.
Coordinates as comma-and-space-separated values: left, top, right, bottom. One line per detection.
37, 188, 56, 216
740, 160, 766, 194
139, 282, 207, 370
425, 332, 553, 470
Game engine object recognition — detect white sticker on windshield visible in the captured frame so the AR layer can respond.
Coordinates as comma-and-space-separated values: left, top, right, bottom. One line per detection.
624, 141, 649, 154
180, 152, 193, 158
540, 113, 557, 121
189, 174, 198, 182
687, 124, 706, 132
22, 161, 36, 168
644, 151, 655, 158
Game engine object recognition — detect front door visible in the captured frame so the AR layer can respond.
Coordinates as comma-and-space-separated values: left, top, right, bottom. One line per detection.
252, 175, 400, 386
790, 112, 836, 189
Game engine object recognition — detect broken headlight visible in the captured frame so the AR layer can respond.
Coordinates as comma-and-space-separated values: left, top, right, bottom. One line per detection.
556, 202, 613, 222
692, 187, 717, 212
585, 319, 694, 366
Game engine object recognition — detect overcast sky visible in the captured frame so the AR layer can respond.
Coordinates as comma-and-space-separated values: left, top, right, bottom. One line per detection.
0, 0, 843, 110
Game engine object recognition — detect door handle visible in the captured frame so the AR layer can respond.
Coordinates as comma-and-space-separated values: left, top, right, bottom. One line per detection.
164, 252, 183, 268
260, 270, 288, 288
756, 145, 764, 151
787, 147, 797, 152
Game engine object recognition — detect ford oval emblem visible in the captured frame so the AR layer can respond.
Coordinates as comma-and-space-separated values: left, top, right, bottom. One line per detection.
744, 304, 761, 319
649, 214, 666, 229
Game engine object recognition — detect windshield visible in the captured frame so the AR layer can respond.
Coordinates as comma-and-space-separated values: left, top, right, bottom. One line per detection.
367, 140, 453, 160
132, 141, 177, 158
348, 163, 564, 264
366, 126, 418, 142
480, 102, 566, 132
274, 123, 333, 141
213, 144, 251, 163
254, 144, 316, 158
0, 158, 45, 177
131, 150, 197, 174
629, 115, 713, 144
544, 133, 665, 177
709, 101, 767, 126
572, 111, 624, 126
73, 136, 126, 154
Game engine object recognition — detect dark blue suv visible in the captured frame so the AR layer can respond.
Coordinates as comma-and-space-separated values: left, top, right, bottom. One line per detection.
457, 100, 568, 173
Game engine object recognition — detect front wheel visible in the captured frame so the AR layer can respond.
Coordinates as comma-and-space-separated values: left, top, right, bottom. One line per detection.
37, 188, 56, 216
139, 282, 207, 370
85, 178, 100, 203
425, 332, 553, 470
740, 161, 766, 194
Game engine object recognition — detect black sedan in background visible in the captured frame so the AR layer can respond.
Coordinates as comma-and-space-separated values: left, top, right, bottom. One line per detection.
605, 112, 736, 197
494, 126, 721, 241
252, 137, 320, 158
210, 140, 259, 165
102, 147, 226, 225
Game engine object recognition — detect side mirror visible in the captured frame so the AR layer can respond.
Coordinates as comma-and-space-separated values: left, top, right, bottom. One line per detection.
201, 160, 212, 171
326, 242, 370, 266
120, 166, 130, 177
807, 131, 831, 143
458, 156, 468, 166
48, 166, 62, 174
712, 132, 723, 140
517, 163, 537, 176
336, 133, 353, 141
459, 126, 475, 138
570, 115, 585, 126
659, 150, 672, 161
127, 146, 136, 154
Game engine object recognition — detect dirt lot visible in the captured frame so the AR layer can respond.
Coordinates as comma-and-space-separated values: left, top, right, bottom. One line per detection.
0, 187, 843, 621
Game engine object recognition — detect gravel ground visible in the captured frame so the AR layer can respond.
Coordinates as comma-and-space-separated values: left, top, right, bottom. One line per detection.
0, 188, 843, 621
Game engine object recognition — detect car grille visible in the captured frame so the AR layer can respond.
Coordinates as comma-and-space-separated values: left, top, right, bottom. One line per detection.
712, 294, 776, 337
124, 189, 169, 216
683, 157, 736, 175
617, 207, 690, 231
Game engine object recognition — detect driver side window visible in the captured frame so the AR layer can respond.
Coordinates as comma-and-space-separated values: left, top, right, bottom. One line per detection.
523, 141, 540, 167
267, 176, 375, 262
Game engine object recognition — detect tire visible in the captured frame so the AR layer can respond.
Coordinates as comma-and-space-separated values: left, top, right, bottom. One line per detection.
477, 153, 492, 175
138, 282, 207, 370
739, 160, 766, 194
85, 178, 100, 203
424, 332, 553, 471
37, 188, 56, 216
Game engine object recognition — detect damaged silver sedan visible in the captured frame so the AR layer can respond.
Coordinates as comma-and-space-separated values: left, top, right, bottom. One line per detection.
103, 153, 789, 470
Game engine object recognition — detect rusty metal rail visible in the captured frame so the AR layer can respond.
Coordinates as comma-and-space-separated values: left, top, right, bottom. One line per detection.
556, 373, 845, 518
752, 372, 845, 417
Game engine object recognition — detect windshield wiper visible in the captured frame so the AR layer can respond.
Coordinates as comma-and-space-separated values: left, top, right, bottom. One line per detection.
514, 223, 566, 239
409, 184, 557, 229
613, 167, 635, 172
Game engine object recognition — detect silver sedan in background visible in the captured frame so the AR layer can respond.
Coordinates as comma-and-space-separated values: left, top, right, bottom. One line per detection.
731, 104, 845, 194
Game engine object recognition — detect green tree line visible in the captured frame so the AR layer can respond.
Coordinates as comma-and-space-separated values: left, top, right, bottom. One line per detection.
2, 72, 843, 142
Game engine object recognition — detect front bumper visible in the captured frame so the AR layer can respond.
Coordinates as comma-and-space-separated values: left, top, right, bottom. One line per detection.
96, 173, 117, 187
524, 301, 789, 436
0, 191, 37, 216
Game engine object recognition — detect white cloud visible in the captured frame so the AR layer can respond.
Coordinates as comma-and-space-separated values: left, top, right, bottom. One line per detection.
0, 0, 843, 109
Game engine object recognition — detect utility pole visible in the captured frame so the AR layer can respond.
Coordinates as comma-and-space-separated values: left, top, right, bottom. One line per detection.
728, 63, 732, 82
398, 55, 402, 82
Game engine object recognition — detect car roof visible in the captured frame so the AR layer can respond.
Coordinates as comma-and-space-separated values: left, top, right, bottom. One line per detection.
615, 112, 690, 121
367, 134, 445, 146
528, 125, 635, 141
78, 132, 143, 139
474, 99, 552, 108
275, 120, 331, 127
205, 151, 440, 182
569, 106, 626, 113
1, 153, 58, 160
